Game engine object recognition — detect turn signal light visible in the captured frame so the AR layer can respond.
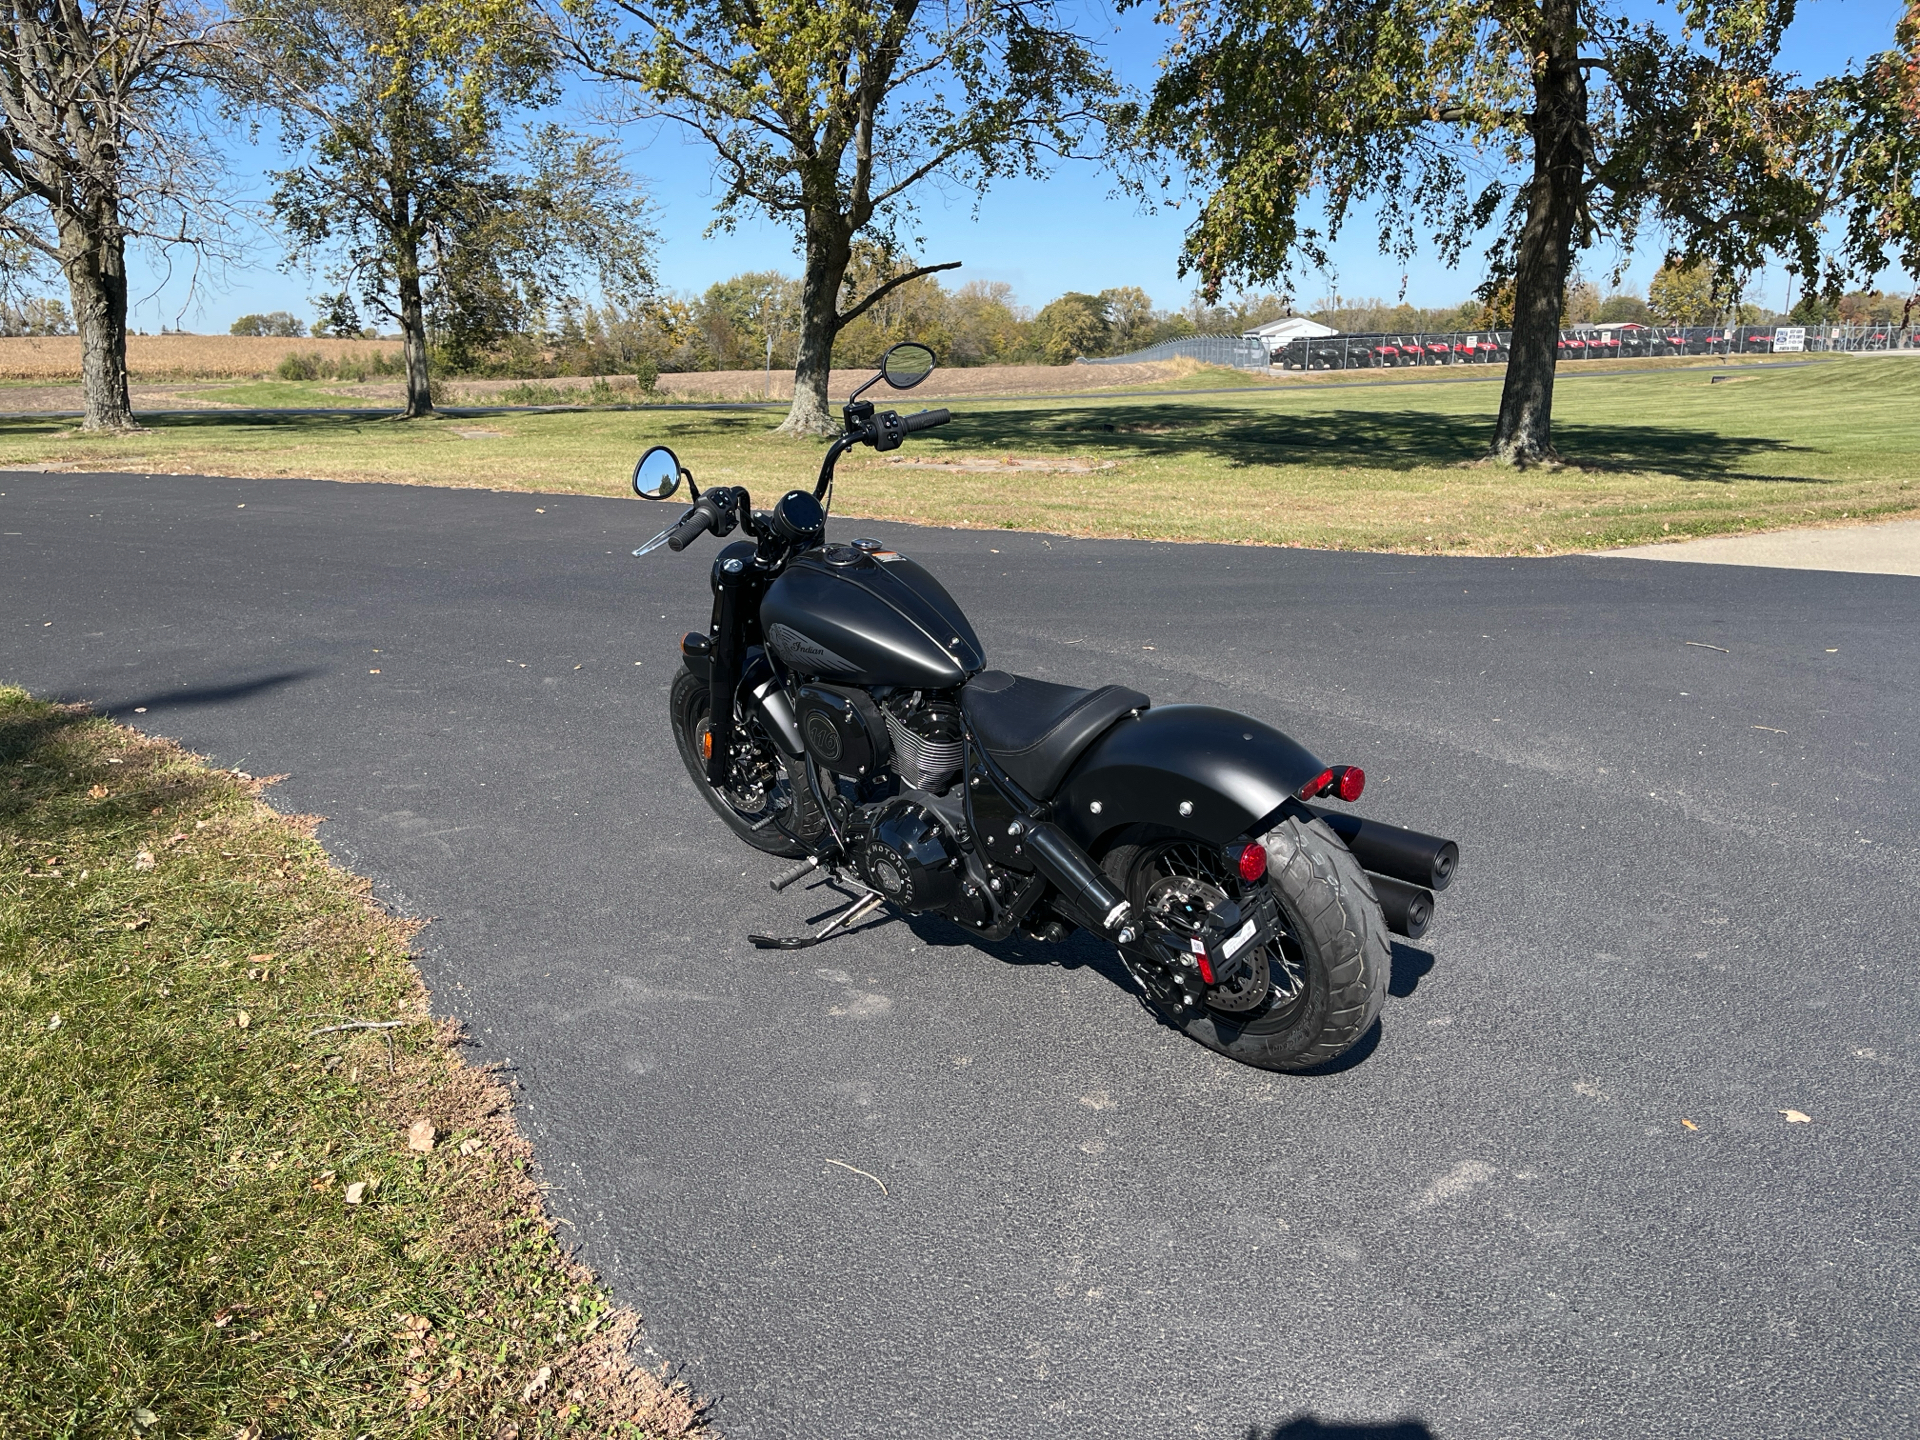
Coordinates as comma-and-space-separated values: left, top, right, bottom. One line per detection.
1233, 843, 1268, 882
1334, 765, 1366, 802
701, 731, 714, 760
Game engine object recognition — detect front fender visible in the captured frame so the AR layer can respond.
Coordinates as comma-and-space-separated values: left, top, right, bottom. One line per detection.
1053, 704, 1325, 849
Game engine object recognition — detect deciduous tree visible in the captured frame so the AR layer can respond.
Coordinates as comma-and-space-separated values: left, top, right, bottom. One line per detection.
243, 0, 651, 415
1127, 0, 1832, 462
559, 0, 1116, 433
0, 0, 238, 429
1833, 0, 1919, 332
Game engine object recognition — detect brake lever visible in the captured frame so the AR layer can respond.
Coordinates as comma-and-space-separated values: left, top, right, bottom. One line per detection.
633, 504, 697, 557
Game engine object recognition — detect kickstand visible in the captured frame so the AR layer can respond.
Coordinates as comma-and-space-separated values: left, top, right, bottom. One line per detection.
750, 890, 888, 950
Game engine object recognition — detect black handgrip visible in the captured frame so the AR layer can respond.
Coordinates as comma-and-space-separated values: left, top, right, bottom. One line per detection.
666, 505, 717, 552
902, 408, 951, 433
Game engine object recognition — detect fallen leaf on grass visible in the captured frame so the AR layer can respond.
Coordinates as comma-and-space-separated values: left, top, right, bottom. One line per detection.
407, 1118, 437, 1153
1780, 1109, 1812, 1124
130, 1407, 158, 1431
344, 1181, 367, 1205
235, 1012, 250, 1030
235, 1422, 262, 1440
522, 1365, 552, 1403
163, 832, 188, 847
87, 783, 108, 798
310, 1170, 335, 1191
459, 1136, 484, 1157
47, 1013, 61, 1031
133, 850, 155, 871
214, 1307, 237, 1328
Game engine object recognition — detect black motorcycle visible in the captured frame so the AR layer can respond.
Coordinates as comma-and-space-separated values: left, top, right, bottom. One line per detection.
632, 343, 1458, 1071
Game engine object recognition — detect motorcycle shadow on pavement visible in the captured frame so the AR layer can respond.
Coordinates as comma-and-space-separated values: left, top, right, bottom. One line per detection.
1247, 1416, 1437, 1439
882, 907, 1440, 1076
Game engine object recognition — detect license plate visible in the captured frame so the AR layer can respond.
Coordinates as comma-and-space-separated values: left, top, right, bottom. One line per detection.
1223, 917, 1259, 959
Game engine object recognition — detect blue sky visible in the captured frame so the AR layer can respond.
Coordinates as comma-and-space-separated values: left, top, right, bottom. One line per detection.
130, 0, 1908, 334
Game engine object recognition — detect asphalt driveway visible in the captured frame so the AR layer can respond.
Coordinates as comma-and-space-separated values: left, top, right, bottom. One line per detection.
3, 471, 1915, 1439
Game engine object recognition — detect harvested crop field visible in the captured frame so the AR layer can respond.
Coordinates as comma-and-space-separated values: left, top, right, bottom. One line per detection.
0, 334, 404, 381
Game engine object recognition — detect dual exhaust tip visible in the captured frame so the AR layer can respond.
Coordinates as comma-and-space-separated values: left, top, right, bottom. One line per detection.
1300, 802, 1458, 941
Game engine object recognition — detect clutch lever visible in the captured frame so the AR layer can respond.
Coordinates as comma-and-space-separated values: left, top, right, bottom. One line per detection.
634, 504, 698, 557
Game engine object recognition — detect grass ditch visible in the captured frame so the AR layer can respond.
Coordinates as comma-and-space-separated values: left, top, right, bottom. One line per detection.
0, 687, 702, 1438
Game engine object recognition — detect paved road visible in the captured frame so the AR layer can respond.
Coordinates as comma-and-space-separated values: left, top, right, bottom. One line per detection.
1602, 516, 1920, 577
4, 471, 1915, 1440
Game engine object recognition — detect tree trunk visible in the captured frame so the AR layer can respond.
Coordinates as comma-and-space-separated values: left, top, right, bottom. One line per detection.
395, 228, 433, 418
59, 215, 135, 432
778, 222, 853, 437
1489, 0, 1589, 465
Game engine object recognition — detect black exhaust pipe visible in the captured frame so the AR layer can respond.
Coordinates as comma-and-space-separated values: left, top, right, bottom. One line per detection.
1366, 872, 1433, 940
1022, 820, 1132, 935
1305, 804, 1458, 892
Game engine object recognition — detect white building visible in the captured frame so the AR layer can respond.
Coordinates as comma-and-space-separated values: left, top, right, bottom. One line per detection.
1242, 315, 1339, 343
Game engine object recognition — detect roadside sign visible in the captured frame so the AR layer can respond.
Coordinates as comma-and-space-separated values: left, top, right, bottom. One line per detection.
1773, 326, 1806, 352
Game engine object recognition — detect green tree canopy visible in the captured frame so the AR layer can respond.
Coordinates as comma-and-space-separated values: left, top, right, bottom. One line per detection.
1833, 0, 1919, 324
558, 0, 1116, 432
231, 311, 307, 336
1033, 291, 1111, 362
243, 0, 652, 414
1126, 0, 1831, 461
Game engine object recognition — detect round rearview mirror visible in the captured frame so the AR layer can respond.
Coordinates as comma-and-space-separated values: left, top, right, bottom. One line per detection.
632, 445, 682, 500
880, 342, 936, 389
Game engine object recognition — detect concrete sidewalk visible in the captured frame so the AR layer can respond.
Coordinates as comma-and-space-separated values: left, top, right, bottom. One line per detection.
1598, 516, 1920, 576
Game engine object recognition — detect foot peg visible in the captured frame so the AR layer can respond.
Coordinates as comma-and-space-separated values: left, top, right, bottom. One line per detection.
769, 855, 822, 892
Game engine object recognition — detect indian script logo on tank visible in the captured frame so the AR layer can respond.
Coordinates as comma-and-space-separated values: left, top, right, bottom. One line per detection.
768, 622, 854, 676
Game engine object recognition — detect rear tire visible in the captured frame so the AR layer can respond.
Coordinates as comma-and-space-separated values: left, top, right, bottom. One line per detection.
669, 664, 815, 858
1104, 813, 1391, 1071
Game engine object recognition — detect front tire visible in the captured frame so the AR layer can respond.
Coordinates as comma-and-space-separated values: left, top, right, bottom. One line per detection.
669, 665, 816, 858
1104, 813, 1391, 1071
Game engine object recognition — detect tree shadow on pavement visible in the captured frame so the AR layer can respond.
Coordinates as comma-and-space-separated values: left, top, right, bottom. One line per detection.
943, 403, 1816, 482
78, 668, 320, 717
1248, 1417, 1438, 1439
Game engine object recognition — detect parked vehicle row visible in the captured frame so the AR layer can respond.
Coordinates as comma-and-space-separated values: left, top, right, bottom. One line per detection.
1271, 322, 1910, 370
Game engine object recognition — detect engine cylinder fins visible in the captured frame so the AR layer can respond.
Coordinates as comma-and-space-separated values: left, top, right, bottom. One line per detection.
884, 703, 965, 793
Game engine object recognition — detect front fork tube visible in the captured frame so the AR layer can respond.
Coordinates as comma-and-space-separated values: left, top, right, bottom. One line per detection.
706, 571, 744, 788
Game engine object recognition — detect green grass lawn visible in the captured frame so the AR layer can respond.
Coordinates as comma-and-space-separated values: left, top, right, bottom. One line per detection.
0, 690, 700, 1437
4, 358, 1915, 553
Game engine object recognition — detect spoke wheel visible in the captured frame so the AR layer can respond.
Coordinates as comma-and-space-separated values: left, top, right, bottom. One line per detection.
670, 665, 817, 857
1102, 815, 1391, 1072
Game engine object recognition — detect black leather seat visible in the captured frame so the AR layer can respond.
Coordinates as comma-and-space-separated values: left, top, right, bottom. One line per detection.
961, 670, 1149, 799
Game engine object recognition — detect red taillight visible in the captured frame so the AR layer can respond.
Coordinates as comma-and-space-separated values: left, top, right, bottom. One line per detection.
1298, 768, 1333, 800
1335, 765, 1366, 802
1235, 843, 1267, 882
1193, 941, 1216, 985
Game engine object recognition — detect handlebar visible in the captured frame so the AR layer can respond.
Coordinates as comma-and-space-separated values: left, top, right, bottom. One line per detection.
902, 408, 950, 434
666, 501, 719, 551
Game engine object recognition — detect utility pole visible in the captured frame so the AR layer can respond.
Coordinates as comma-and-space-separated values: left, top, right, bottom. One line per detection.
766, 328, 774, 400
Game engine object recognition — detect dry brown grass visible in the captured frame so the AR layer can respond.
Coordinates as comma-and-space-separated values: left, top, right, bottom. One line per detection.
0, 334, 404, 381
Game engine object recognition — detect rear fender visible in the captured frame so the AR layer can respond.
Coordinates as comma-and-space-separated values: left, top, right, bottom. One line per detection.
1053, 704, 1325, 849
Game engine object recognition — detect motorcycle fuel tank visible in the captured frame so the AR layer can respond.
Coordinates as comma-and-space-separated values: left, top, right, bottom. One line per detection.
761, 543, 986, 687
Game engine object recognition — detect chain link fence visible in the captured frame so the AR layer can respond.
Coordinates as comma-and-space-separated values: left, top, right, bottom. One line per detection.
1265, 323, 1914, 371
1077, 335, 1274, 370
1084, 323, 1912, 373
